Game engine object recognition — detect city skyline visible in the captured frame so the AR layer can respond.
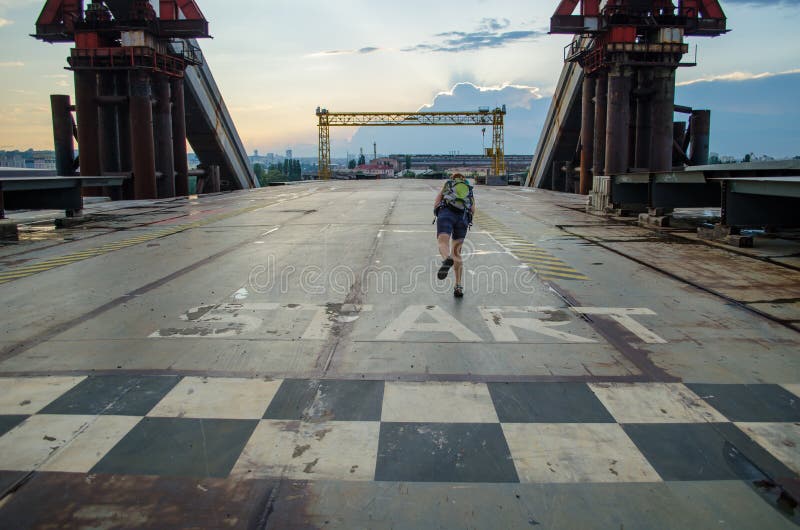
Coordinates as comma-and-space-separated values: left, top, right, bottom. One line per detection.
0, 1, 798, 157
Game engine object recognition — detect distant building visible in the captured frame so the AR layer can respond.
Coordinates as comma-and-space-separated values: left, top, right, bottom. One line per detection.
33, 157, 56, 170
355, 164, 395, 178
370, 158, 400, 172
285, 149, 293, 160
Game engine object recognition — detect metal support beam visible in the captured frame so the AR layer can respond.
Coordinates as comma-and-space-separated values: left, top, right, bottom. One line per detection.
634, 69, 653, 169
605, 66, 633, 175
154, 75, 176, 198
129, 73, 157, 200
115, 72, 133, 199
592, 72, 607, 178
650, 67, 676, 172
579, 73, 595, 194
50, 94, 75, 177
74, 70, 101, 178
97, 73, 123, 199
171, 77, 189, 196
689, 110, 711, 166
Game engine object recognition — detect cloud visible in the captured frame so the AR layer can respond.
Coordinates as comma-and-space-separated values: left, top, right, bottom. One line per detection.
307, 47, 382, 58
307, 19, 542, 58
341, 81, 550, 155
0, 17, 12, 27
479, 17, 511, 31
420, 82, 544, 111
677, 68, 800, 86
0, 61, 23, 67
403, 18, 544, 53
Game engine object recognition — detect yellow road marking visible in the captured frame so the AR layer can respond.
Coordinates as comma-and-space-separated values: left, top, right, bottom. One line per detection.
527, 263, 582, 274
477, 209, 589, 282
540, 273, 590, 281
0, 199, 288, 284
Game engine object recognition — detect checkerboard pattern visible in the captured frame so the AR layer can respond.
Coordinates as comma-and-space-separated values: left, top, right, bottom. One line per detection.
0, 376, 798, 484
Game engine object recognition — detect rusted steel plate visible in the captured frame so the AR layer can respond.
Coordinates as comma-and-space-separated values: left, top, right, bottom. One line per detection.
0, 472, 279, 529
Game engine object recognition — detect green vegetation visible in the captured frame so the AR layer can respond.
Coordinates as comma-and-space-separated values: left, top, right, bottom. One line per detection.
254, 159, 301, 186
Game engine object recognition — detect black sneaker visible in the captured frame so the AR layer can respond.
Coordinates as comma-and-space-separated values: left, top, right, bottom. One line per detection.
454, 284, 464, 298
437, 257, 454, 280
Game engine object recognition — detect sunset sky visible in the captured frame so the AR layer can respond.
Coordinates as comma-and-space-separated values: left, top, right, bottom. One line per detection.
0, 0, 798, 157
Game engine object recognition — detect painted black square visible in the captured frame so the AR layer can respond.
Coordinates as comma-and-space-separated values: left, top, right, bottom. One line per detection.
687, 384, 800, 422
623, 423, 748, 481
39, 375, 181, 416
0, 415, 28, 437
91, 417, 257, 478
488, 382, 614, 423
264, 379, 383, 421
717, 423, 799, 481
0, 471, 27, 493
375, 422, 519, 483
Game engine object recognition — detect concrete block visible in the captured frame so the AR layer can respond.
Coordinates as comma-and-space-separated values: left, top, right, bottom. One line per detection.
55, 215, 90, 228
726, 234, 754, 248
697, 224, 733, 241
638, 214, 671, 228
0, 220, 19, 240
485, 176, 509, 186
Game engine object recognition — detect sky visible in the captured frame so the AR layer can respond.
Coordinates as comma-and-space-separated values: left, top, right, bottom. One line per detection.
0, 0, 799, 158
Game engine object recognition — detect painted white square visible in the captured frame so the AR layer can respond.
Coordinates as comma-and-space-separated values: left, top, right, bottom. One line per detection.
588, 383, 727, 423
502, 423, 661, 483
381, 382, 499, 423
736, 422, 800, 474
0, 414, 139, 472
781, 384, 800, 399
0, 376, 85, 415
231, 420, 379, 481
147, 377, 283, 419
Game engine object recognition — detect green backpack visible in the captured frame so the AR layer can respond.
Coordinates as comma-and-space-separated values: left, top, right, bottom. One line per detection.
441, 178, 474, 211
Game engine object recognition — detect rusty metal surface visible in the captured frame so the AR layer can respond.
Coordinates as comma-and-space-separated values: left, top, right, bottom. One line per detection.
0, 472, 277, 529
0, 181, 799, 528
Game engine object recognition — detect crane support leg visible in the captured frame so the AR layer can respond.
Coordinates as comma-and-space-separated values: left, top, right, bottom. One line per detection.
492, 116, 506, 177
318, 118, 331, 181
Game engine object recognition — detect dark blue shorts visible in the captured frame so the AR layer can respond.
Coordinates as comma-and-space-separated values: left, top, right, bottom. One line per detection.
437, 207, 468, 241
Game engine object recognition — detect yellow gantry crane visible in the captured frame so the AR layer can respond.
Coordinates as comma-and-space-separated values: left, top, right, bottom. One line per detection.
315, 107, 507, 180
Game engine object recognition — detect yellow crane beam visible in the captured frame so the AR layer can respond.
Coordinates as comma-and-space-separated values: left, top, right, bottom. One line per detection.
315, 107, 506, 180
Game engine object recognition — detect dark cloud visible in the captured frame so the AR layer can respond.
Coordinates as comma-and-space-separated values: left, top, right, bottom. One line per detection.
403, 19, 544, 53
358, 47, 379, 54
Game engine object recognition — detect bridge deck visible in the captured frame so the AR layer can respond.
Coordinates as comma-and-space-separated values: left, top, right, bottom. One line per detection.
0, 180, 798, 528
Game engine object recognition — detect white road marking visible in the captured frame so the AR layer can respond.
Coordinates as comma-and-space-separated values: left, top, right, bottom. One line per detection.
150, 302, 666, 345
376, 305, 482, 342
479, 306, 597, 343
572, 307, 667, 344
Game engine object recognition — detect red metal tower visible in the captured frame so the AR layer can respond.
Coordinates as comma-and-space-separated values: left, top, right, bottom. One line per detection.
551, 0, 727, 194
34, 0, 210, 199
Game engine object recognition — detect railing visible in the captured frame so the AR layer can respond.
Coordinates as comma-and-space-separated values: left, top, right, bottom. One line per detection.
69, 46, 188, 77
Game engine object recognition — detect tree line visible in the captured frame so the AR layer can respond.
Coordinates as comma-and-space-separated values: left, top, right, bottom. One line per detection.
253, 159, 302, 186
